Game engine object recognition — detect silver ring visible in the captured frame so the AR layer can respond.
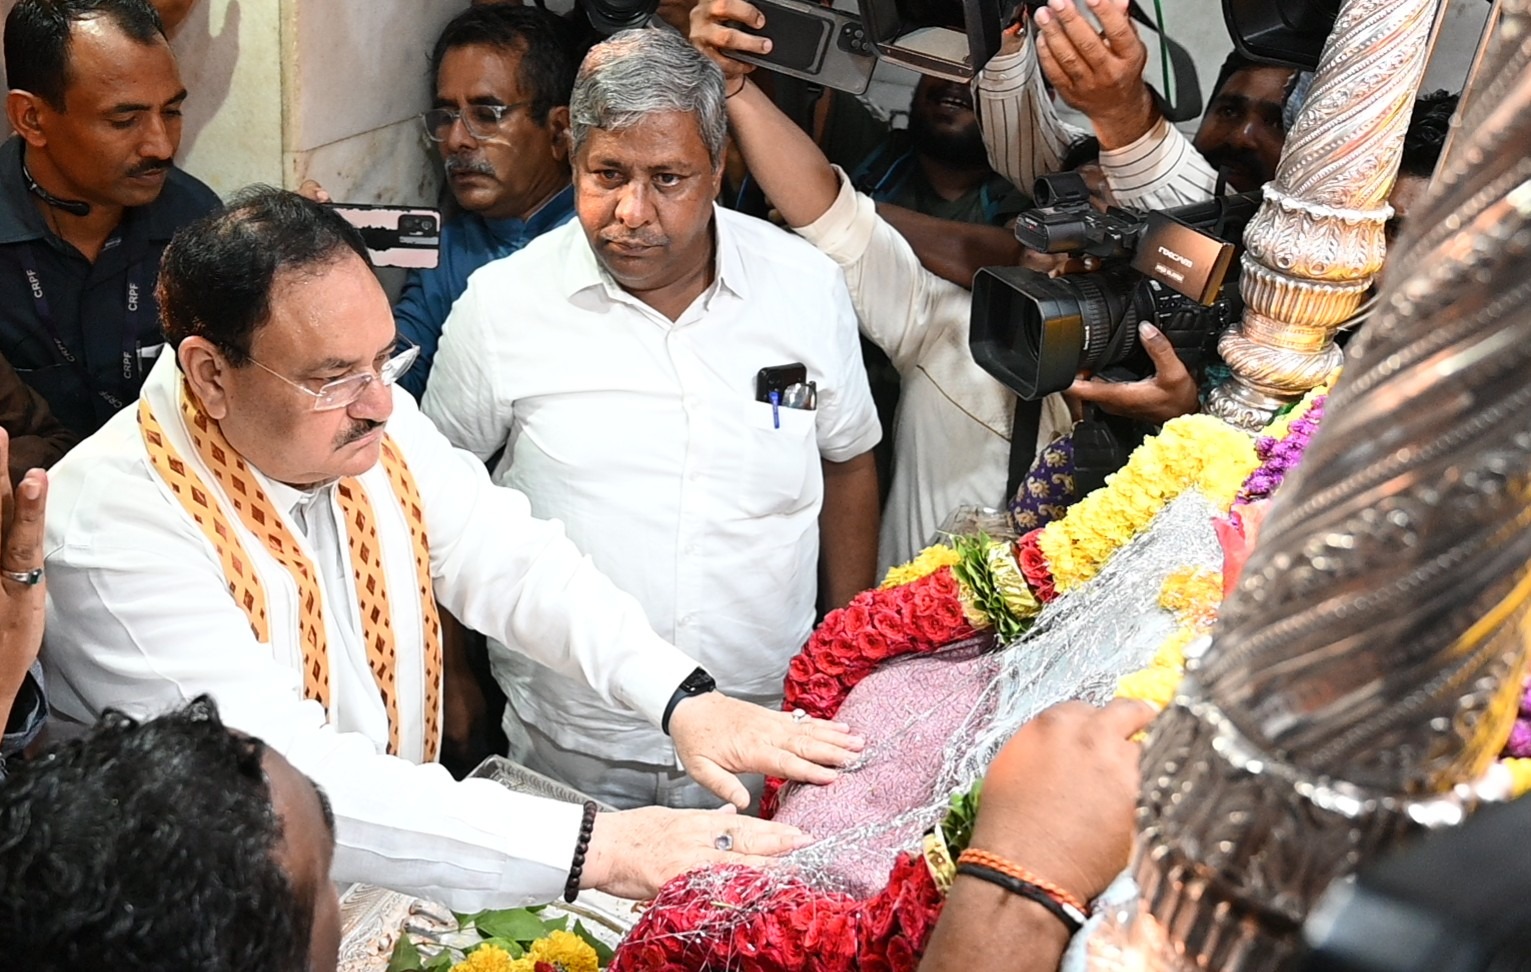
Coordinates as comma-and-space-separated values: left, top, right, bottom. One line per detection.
1, 567, 42, 586
790, 708, 808, 723
713, 832, 733, 852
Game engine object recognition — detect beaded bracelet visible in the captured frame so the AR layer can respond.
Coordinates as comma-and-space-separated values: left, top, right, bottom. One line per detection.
564, 800, 599, 904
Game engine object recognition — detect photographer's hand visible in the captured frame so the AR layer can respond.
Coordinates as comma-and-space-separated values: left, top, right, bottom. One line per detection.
690, 0, 769, 89
1066, 322, 1199, 425
1034, 0, 1157, 150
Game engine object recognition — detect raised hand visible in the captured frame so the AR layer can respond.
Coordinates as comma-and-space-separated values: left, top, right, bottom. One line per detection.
1034, 0, 1157, 150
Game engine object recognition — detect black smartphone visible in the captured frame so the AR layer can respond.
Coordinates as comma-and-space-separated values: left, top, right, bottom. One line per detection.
727, 0, 877, 95
756, 362, 808, 402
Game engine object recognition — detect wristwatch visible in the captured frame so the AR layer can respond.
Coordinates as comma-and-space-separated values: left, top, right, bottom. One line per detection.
661, 667, 717, 736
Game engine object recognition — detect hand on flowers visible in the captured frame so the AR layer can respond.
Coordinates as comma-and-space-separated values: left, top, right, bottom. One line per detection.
1033, 0, 1157, 150
1066, 322, 1199, 426
690, 0, 769, 87
0, 427, 47, 724
583, 804, 812, 900
668, 692, 865, 808
968, 699, 1153, 904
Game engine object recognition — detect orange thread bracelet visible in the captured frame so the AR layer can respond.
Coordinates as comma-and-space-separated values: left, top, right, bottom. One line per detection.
957, 848, 1090, 917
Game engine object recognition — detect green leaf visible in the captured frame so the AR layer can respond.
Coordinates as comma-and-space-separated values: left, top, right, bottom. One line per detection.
539, 914, 568, 934
386, 935, 424, 972
940, 779, 984, 854
421, 950, 456, 972
473, 908, 549, 944
454, 909, 486, 927
471, 937, 525, 958
572, 919, 617, 967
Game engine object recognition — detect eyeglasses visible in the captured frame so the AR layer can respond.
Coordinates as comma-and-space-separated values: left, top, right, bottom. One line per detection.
249, 340, 421, 412
420, 102, 529, 142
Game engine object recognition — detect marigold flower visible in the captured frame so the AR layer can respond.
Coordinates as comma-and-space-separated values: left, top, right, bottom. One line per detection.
527, 930, 599, 972
453, 944, 518, 972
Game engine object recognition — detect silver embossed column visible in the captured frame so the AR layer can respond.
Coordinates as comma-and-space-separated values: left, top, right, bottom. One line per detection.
1089, 1, 1531, 969
1206, 0, 1439, 430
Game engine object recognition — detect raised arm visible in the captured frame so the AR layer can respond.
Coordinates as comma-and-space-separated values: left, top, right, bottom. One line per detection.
689, 0, 841, 228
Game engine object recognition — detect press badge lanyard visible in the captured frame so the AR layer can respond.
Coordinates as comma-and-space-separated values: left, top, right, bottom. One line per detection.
18, 246, 145, 412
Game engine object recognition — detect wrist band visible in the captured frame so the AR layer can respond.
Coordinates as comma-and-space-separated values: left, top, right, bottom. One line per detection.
956, 862, 1086, 934
563, 800, 598, 903
726, 77, 747, 99
955, 848, 1090, 935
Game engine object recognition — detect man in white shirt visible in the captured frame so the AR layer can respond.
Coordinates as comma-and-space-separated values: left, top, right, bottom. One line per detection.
689, 5, 1078, 572
975, 0, 1295, 211
424, 28, 882, 809
41, 187, 861, 910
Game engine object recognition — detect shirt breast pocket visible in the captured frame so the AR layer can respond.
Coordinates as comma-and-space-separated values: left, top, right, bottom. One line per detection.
735, 400, 818, 517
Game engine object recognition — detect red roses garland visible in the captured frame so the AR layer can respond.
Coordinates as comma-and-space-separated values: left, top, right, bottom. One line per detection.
782, 567, 976, 722
610, 853, 943, 972
764, 567, 977, 816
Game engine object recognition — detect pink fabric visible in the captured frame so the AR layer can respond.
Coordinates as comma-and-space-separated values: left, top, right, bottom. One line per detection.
774, 639, 998, 896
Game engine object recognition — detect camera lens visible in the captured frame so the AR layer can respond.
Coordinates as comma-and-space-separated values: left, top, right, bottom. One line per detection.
969, 265, 1144, 400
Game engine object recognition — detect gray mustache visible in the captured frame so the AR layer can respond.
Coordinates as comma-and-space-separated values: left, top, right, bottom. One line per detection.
444, 156, 496, 177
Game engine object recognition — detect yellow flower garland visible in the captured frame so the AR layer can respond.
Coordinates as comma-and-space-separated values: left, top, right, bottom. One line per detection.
881, 544, 962, 589
1116, 568, 1222, 711
1038, 415, 1259, 594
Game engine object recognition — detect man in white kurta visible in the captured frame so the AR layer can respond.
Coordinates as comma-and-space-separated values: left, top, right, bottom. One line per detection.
424, 28, 882, 809
41, 187, 854, 911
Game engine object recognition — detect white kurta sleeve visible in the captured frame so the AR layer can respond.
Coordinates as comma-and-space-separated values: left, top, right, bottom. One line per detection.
392, 393, 699, 726
792, 169, 976, 377
42, 469, 585, 911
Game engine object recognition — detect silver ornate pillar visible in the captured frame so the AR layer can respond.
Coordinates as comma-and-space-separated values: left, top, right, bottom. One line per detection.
1091, 1, 1531, 968
1206, 0, 1439, 430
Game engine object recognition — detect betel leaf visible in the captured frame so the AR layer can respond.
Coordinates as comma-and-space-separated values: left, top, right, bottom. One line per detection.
572, 919, 617, 966
470, 937, 525, 958
422, 949, 457, 972
539, 914, 568, 934
385, 935, 424, 972
473, 908, 550, 943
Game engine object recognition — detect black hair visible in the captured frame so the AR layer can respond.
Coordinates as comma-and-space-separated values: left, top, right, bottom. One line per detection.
429, 5, 581, 126
0, 697, 314, 971
158, 186, 370, 365
1208, 49, 1301, 113
1399, 89, 1459, 179
3, 0, 166, 110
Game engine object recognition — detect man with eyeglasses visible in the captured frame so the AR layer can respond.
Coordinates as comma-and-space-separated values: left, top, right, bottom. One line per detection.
40, 188, 857, 910
393, 4, 582, 400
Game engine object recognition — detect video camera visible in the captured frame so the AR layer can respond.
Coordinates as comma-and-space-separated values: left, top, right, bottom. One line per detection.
969, 175, 1259, 401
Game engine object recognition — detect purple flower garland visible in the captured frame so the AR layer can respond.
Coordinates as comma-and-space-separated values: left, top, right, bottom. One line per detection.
1508, 678, 1531, 758
1237, 394, 1328, 504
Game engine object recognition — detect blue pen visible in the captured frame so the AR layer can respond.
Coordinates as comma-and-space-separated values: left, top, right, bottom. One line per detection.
769, 388, 781, 428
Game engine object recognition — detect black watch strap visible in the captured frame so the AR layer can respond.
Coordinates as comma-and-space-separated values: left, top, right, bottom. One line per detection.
661, 667, 716, 736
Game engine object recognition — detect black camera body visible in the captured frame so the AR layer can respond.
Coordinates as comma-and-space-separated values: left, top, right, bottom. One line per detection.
970, 186, 1259, 401
1012, 171, 1142, 260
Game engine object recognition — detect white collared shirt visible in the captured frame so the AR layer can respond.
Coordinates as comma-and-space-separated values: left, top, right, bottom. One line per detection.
424, 207, 880, 762
792, 170, 1072, 573
41, 370, 702, 910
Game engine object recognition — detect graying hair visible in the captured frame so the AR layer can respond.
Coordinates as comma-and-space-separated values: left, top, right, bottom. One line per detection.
568, 28, 728, 169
